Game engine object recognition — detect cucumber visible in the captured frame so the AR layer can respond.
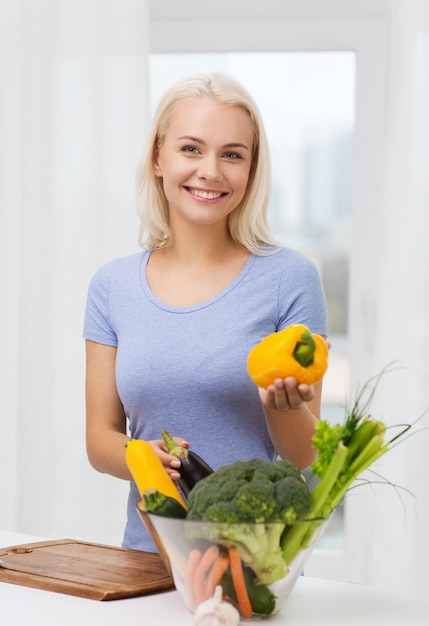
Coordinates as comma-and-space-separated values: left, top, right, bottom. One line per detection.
221, 565, 277, 615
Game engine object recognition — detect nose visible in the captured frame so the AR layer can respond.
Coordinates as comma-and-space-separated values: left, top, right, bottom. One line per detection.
197, 154, 222, 182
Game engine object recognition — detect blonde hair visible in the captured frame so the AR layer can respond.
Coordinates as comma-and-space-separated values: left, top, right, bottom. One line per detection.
136, 72, 279, 254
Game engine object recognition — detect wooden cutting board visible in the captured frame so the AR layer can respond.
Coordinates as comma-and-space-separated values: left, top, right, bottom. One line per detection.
0, 538, 174, 600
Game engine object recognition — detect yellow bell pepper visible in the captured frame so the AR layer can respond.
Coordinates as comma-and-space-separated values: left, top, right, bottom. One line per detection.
247, 324, 328, 388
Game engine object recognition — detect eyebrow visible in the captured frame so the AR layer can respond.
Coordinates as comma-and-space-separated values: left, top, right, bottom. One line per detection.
177, 135, 250, 151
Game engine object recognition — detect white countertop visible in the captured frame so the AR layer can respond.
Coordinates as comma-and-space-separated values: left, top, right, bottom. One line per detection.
1, 531, 428, 626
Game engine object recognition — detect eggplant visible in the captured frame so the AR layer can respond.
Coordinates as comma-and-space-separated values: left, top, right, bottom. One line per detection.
177, 449, 214, 497
162, 430, 214, 498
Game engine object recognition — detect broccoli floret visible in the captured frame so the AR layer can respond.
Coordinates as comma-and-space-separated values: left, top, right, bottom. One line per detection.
253, 458, 302, 483
274, 476, 312, 524
236, 479, 276, 522
186, 458, 311, 584
186, 476, 248, 521
204, 502, 241, 523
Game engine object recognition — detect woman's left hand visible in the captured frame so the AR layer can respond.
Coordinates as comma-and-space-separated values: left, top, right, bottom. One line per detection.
258, 376, 315, 412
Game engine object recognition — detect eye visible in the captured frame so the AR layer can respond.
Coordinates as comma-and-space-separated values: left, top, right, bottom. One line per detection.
223, 151, 242, 160
181, 145, 200, 154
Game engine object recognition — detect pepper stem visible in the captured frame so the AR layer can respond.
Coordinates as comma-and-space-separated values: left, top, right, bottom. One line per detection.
293, 330, 316, 367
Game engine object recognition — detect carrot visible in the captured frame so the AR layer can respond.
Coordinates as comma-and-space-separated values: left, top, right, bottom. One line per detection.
228, 545, 253, 618
205, 552, 230, 598
193, 545, 220, 607
185, 548, 202, 609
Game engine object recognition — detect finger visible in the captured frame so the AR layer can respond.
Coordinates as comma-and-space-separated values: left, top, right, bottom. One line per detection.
166, 468, 181, 481
283, 378, 305, 409
151, 440, 182, 469
271, 379, 291, 411
174, 437, 190, 449
258, 387, 277, 410
297, 382, 314, 402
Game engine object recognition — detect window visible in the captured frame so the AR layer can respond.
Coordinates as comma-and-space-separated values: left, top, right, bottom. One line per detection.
149, 0, 389, 583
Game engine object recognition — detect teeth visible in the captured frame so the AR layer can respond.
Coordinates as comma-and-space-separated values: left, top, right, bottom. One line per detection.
190, 189, 222, 200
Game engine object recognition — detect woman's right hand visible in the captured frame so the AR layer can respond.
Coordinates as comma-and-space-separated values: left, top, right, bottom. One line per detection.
149, 436, 189, 481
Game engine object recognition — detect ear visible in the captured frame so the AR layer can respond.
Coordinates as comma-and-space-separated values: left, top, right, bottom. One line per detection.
153, 157, 162, 177
153, 143, 162, 177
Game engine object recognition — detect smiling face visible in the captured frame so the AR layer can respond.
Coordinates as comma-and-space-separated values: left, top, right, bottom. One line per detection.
153, 97, 255, 229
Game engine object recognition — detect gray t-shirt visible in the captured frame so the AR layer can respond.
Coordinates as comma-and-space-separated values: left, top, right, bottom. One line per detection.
83, 246, 328, 551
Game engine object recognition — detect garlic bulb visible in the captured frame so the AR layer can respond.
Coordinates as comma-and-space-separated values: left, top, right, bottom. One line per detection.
194, 586, 240, 626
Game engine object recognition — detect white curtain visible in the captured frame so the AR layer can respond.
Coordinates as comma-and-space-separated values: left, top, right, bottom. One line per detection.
365, 0, 429, 595
0, 0, 150, 545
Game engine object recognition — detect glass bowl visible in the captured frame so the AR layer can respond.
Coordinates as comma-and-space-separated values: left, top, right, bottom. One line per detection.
136, 502, 331, 620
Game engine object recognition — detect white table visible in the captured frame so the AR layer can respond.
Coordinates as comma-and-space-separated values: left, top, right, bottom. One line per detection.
1, 531, 428, 625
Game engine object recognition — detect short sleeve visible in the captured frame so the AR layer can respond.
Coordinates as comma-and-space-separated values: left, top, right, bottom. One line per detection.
277, 251, 328, 336
83, 264, 118, 346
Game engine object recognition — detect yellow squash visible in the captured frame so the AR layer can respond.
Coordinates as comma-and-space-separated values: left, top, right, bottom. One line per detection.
125, 438, 187, 508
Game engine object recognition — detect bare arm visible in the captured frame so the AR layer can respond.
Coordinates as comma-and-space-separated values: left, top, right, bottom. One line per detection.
85, 340, 131, 479
259, 377, 323, 470
85, 339, 185, 480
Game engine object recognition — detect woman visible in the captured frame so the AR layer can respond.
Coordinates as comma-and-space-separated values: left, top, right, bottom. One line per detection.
83, 73, 328, 551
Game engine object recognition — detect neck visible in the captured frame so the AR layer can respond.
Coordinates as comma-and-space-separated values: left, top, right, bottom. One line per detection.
163, 222, 241, 264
